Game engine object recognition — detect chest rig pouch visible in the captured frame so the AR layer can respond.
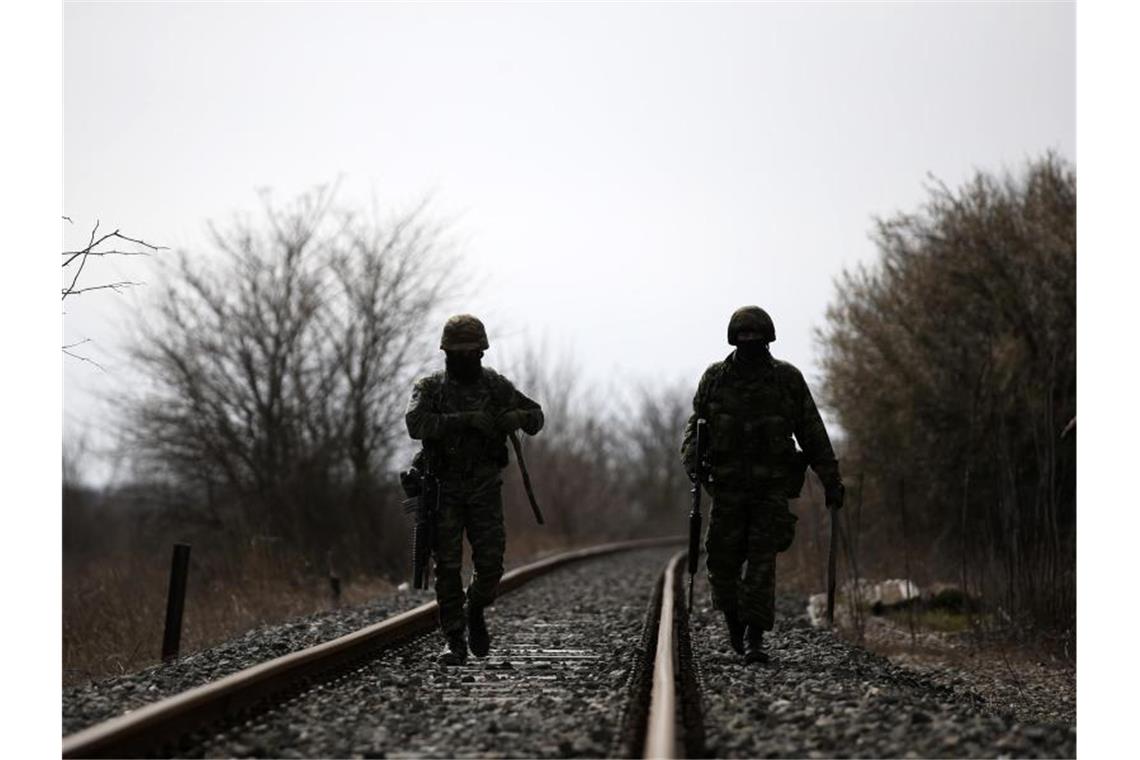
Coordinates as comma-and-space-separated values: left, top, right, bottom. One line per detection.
434, 372, 511, 474
707, 362, 796, 457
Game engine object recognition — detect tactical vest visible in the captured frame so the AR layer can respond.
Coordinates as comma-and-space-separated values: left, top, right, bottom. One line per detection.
703, 357, 801, 483
424, 369, 513, 475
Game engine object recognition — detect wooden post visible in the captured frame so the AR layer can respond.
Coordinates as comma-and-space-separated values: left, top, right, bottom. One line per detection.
161, 543, 191, 662
326, 549, 341, 605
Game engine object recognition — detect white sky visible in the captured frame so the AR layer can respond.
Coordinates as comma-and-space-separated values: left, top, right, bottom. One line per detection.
63, 1, 1075, 475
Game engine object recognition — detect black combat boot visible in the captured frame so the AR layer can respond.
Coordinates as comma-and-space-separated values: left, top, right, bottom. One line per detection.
467, 605, 491, 658
744, 626, 768, 665
438, 631, 468, 666
723, 610, 745, 654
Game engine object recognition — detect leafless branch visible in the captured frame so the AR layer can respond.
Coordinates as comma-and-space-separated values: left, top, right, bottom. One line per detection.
62, 249, 154, 258
62, 347, 106, 372
62, 219, 166, 300
62, 281, 145, 297
62, 218, 167, 366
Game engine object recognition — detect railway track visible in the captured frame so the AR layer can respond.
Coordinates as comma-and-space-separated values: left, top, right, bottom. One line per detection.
62, 539, 701, 759
63, 537, 1075, 758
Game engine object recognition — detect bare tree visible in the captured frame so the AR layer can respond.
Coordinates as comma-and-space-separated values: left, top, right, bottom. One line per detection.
323, 200, 451, 491
620, 382, 691, 526
501, 345, 694, 544
120, 188, 454, 569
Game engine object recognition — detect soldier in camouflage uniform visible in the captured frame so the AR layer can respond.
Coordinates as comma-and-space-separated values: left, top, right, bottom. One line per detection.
405, 315, 544, 665
681, 306, 844, 664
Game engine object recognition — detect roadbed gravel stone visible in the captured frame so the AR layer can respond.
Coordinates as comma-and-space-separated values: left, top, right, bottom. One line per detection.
62, 589, 432, 736
182, 546, 676, 758
689, 573, 1076, 759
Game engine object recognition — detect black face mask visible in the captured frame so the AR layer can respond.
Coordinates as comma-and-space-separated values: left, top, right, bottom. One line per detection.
734, 342, 770, 366
445, 351, 483, 383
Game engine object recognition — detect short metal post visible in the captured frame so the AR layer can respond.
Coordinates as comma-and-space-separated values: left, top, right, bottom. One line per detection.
161, 543, 191, 662
329, 573, 342, 603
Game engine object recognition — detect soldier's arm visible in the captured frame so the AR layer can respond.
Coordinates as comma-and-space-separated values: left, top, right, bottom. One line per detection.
405, 377, 450, 441
680, 367, 715, 475
499, 378, 545, 435
792, 371, 841, 486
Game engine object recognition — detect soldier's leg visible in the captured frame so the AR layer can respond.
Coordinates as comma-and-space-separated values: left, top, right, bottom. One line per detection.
739, 489, 786, 633
433, 492, 467, 640
464, 484, 506, 610
463, 484, 505, 658
705, 494, 750, 614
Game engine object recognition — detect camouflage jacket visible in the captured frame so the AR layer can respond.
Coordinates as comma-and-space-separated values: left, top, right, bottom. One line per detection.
405, 367, 543, 478
680, 350, 839, 489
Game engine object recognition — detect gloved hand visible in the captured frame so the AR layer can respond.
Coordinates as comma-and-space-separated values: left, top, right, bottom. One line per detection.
495, 409, 526, 435
824, 480, 845, 510
457, 411, 496, 438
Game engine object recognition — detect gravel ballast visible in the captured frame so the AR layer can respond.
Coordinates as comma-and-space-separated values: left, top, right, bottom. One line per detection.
180, 546, 675, 758
62, 588, 434, 736
689, 573, 1076, 758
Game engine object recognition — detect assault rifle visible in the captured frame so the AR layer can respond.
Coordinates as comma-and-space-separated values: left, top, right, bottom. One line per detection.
687, 418, 709, 612
400, 452, 440, 590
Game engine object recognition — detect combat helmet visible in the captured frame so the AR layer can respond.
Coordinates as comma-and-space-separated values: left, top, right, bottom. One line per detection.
727, 306, 776, 345
440, 314, 489, 351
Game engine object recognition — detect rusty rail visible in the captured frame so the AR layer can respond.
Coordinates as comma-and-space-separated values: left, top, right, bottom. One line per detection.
643, 550, 687, 759
63, 536, 683, 758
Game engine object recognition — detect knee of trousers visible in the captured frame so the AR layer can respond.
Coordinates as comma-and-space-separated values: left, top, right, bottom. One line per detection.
705, 505, 748, 557
467, 560, 503, 598
705, 564, 740, 606
471, 548, 504, 576
434, 562, 463, 593
705, 547, 744, 579
469, 538, 505, 580
470, 566, 504, 588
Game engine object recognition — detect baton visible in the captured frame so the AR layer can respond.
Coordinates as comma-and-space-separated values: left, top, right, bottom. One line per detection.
508, 431, 544, 525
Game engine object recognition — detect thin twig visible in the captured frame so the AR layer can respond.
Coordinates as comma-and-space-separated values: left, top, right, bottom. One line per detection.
62, 348, 106, 372
62, 281, 144, 298
62, 249, 154, 258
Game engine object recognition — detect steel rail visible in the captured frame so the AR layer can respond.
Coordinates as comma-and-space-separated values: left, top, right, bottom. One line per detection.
643, 550, 686, 759
63, 536, 683, 759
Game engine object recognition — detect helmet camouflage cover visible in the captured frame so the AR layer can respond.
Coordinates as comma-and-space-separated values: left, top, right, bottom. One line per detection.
440, 314, 490, 351
727, 306, 776, 345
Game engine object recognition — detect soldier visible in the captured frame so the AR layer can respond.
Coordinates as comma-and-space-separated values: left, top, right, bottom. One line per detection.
405, 314, 544, 665
681, 306, 844, 664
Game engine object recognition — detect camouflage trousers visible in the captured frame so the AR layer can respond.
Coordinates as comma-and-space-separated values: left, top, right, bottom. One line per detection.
705, 482, 797, 631
433, 474, 506, 636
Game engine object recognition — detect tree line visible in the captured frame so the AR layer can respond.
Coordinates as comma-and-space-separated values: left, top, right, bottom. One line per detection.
818, 153, 1076, 637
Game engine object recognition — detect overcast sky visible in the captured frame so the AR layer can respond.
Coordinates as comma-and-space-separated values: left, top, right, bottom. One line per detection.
63, 1, 1075, 478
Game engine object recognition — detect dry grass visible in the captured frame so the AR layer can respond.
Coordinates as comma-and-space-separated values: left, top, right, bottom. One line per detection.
62, 525, 615, 688
62, 547, 395, 687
